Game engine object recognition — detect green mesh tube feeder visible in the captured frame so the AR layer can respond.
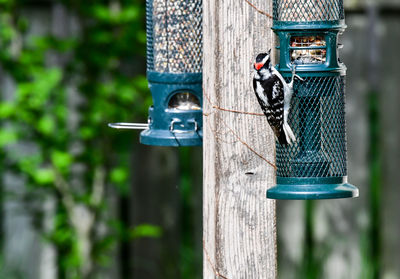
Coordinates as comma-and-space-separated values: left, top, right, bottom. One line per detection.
109, 0, 203, 146
140, 0, 203, 146
267, 0, 359, 200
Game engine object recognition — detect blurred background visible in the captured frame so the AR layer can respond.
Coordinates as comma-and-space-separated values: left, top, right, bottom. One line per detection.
0, 0, 399, 279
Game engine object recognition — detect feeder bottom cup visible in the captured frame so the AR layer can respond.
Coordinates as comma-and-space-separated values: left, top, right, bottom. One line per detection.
267, 177, 359, 200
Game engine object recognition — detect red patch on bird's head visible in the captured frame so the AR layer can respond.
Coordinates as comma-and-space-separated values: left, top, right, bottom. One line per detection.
254, 62, 263, 71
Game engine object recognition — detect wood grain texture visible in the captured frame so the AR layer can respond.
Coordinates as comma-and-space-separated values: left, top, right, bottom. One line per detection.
202, 0, 277, 278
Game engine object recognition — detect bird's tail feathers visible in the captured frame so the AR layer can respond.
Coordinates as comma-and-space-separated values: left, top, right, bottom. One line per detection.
277, 130, 288, 145
279, 123, 296, 145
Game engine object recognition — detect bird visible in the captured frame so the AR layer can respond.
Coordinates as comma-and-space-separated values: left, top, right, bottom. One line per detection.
253, 49, 303, 145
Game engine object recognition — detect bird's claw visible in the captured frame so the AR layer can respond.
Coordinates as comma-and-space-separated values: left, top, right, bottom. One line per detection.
294, 74, 304, 81
291, 64, 297, 74
291, 64, 303, 81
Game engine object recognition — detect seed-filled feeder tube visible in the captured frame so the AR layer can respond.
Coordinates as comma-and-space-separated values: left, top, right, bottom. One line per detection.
140, 0, 203, 146
267, 0, 359, 199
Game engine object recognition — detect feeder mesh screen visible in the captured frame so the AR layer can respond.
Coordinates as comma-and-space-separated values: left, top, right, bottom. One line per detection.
273, 0, 344, 22
147, 0, 203, 73
276, 76, 347, 178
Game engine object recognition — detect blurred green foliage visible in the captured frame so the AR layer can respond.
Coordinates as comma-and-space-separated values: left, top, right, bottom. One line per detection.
0, 0, 159, 278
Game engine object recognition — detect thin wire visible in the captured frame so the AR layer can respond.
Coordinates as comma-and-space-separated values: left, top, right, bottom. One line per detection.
203, 91, 277, 170
212, 105, 264, 116
244, 0, 273, 19
222, 117, 277, 170
170, 130, 181, 146
195, 128, 202, 142
203, 240, 229, 279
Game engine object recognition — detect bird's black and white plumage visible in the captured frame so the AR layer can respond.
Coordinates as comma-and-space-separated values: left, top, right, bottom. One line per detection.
252, 49, 303, 145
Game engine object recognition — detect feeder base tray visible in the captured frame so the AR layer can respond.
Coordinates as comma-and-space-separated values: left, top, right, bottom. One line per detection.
140, 129, 202, 147
267, 177, 359, 200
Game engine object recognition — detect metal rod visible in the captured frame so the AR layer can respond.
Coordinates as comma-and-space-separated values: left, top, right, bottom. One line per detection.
108, 122, 149, 130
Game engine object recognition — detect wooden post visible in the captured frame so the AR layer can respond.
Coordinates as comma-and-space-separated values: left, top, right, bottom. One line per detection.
203, 0, 277, 278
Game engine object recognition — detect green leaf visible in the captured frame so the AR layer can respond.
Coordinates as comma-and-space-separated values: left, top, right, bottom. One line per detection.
18, 155, 43, 176
117, 83, 136, 103
0, 24, 16, 41
133, 75, 149, 92
0, 128, 18, 146
91, 5, 140, 24
0, 102, 16, 118
37, 115, 55, 135
34, 68, 62, 96
79, 126, 95, 139
33, 168, 55, 185
110, 167, 128, 184
137, 30, 146, 44
51, 150, 73, 172
129, 224, 162, 239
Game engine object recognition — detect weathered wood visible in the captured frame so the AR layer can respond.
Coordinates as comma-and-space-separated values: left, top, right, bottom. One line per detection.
203, 0, 277, 278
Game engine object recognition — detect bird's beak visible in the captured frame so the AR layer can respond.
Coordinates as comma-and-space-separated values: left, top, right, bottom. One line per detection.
254, 63, 263, 71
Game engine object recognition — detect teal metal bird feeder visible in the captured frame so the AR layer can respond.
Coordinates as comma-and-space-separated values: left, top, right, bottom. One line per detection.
110, 0, 203, 146
267, 0, 359, 199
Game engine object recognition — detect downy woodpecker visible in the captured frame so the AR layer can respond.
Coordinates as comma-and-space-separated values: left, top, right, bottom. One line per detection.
253, 49, 303, 145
